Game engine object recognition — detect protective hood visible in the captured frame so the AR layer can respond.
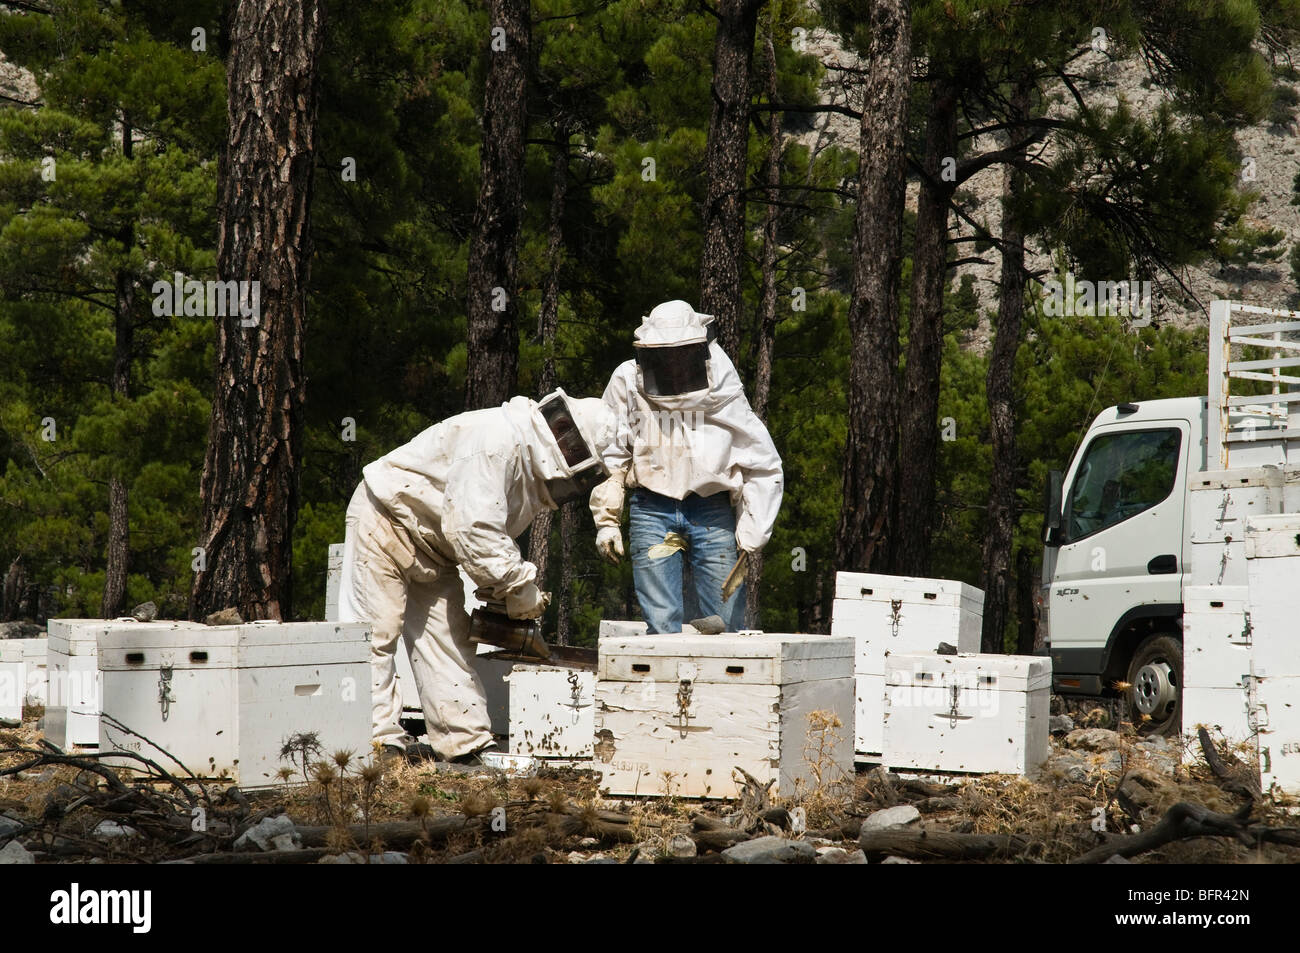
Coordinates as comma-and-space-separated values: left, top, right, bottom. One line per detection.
634, 300, 714, 401
530, 389, 616, 506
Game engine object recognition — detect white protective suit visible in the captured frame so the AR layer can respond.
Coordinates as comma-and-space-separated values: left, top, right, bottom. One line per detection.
340, 392, 615, 757
590, 301, 784, 554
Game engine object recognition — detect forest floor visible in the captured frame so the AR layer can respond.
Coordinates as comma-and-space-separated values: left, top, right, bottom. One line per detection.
1, 702, 1296, 864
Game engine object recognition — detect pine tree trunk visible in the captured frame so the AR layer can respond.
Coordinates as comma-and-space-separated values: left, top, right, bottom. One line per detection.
465, 0, 528, 410
698, 0, 764, 360
895, 78, 957, 577
190, 0, 323, 622
1015, 545, 1036, 655
527, 130, 569, 587
102, 267, 133, 619
745, 30, 781, 630
979, 81, 1030, 654
557, 501, 576, 645
835, 0, 911, 574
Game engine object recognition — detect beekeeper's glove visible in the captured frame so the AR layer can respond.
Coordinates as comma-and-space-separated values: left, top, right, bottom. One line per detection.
596, 526, 625, 565
506, 582, 551, 620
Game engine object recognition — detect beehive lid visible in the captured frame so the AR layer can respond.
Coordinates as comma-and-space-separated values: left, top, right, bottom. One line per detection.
93, 621, 371, 668
885, 652, 1052, 692
21, 638, 46, 662
834, 572, 983, 607
598, 632, 853, 686
47, 619, 121, 655
1245, 514, 1300, 558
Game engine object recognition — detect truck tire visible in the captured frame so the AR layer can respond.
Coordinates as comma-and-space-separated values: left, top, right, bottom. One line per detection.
1125, 634, 1182, 736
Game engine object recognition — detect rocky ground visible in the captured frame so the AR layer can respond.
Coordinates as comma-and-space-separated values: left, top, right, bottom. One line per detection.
1, 699, 1296, 864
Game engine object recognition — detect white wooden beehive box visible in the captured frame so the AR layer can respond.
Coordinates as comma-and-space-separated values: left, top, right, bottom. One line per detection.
594, 631, 854, 798
507, 664, 595, 759
46, 619, 107, 749
96, 620, 371, 788
1186, 470, 1282, 587
0, 640, 24, 724
1183, 684, 1258, 744
1182, 586, 1252, 691
1256, 674, 1300, 796
883, 652, 1051, 777
22, 637, 48, 708
1245, 514, 1300, 678
832, 572, 984, 756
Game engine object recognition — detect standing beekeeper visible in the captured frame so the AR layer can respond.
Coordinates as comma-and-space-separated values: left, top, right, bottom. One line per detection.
340, 390, 616, 763
590, 301, 783, 633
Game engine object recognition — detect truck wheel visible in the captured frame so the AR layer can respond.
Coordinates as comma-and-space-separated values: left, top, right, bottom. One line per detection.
1125, 634, 1182, 736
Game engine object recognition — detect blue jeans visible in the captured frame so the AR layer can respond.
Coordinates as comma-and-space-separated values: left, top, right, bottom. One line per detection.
629, 488, 745, 634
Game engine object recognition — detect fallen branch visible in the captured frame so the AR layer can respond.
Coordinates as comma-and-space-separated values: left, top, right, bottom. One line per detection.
859, 828, 1029, 862
1071, 801, 1257, 864
1197, 727, 1261, 800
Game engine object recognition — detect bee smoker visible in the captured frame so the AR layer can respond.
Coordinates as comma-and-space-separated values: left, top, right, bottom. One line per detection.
468, 605, 551, 660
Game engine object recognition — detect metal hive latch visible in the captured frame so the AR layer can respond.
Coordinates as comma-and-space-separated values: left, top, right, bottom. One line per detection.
890, 599, 903, 637
158, 662, 175, 722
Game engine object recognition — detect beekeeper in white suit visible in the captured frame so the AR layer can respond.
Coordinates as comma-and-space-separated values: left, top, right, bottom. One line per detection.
340, 389, 616, 763
590, 301, 783, 633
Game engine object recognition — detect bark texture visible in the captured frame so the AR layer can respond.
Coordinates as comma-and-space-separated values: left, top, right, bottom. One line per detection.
834, 0, 912, 573
190, 0, 323, 622
895, 77, 957, 577
979, 81, 1031, 653
465, 0, 529, 410
745, 29, 781, 629
698, 0, 764, 360
528, 132, 569, 591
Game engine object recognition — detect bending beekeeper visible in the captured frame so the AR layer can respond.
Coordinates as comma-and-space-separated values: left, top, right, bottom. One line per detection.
340, 390, 616, 763
590, 301, 783, 633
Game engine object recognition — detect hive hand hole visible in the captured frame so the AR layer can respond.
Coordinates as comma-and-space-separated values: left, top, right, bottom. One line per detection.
190, 651, 208, 663
725, 665, 744, 675
126, 652, 145, 665
924, 592, 937, 600
632, 663, 650, 673
1210, 601, 1224, 608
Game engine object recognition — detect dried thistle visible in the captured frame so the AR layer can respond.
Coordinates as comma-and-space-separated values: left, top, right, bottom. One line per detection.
461, 796, 488, 818
332, 749, 354, 771
312, 762, 338, 786
360, 763, 383, 786
545, 786, 568, 814
520, 777, 545, 801
410, 796, 431, 819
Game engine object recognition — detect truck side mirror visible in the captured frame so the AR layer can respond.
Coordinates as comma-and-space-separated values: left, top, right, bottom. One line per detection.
1043, 470, 1063, 545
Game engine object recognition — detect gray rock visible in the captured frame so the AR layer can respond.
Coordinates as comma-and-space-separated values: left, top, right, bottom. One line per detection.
1049, 714, 1075, 734
881, 855, 918, 864
577, 837, 599, 848
0, 813, 23, 839
0, 621, 43, 640
319, 851, 409, 864
233, 814, 300, 852
1140, 734, 1168, 750
0, 717, 18, 729
935, 642, 958, 655
130, 601, 158, 622
0, 840, 33, 864
665, 834, 697, 858
1066, 765, 1088, 783
586, 856, 620, 864
93, 820, 137, 838
861, 805, 921, 831
1065, 728, 1122, 752
687, 615, 725, 635
1104, 854, 1132, 864
721, 835, 818, 864
816, 846, 867, 864
204, 607, 242, 626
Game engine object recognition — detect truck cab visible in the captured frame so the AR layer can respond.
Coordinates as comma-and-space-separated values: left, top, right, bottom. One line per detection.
1041, 301, 1300, 734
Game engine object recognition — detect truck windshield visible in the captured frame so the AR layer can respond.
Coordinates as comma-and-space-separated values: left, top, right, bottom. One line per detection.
1064, 428, 1181, 541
